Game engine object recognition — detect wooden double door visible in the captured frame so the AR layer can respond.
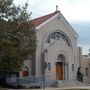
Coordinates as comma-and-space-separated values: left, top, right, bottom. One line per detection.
56, 62, 63, 80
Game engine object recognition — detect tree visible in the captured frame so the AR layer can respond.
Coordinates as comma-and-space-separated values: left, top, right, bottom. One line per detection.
0, 0, 36, 74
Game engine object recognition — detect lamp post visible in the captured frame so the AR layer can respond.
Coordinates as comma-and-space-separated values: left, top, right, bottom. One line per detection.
42, 49, 47, 90
42, 52, 45, 90
43, 62, 45, 90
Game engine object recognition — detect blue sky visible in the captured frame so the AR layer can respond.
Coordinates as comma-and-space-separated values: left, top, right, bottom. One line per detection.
14, 0, 90, 55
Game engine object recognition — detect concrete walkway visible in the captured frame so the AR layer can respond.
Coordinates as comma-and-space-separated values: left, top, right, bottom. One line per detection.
4, 86, 90, 90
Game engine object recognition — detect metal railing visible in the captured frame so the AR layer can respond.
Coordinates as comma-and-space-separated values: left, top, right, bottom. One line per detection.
6, 75, 57, 88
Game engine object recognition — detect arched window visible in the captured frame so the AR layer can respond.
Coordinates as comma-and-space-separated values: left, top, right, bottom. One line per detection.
48, 62, 51, 71
46, 31, 72, 48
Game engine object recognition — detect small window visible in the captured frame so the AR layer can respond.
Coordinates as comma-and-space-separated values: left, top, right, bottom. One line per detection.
48, 62, 51, 71
86, 67, 88, 76
72, 64, 74, 71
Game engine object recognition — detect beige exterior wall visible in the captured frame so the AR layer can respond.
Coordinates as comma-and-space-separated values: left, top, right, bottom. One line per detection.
81, 55, 90, 82
36, 13, 79, 81
45, 39, 75, 80
78, 47, 90, 83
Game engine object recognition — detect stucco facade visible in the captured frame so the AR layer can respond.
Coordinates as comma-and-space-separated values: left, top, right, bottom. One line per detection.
19, 10, 80, 83
35, 11, 79, 81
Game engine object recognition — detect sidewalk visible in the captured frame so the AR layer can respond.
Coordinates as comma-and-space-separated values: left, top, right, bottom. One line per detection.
7, 86, 90, 90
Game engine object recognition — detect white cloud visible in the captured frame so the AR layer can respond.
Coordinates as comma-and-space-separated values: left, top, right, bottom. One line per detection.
13, 0, 90, 21
60, 0, 90, 22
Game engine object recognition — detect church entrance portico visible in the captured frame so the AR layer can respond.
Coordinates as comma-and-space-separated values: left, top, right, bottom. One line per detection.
56, 54, 68, 80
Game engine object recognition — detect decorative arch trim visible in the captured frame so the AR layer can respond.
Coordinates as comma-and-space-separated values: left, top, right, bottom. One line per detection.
41, 30, 73, 53
55, 50, 68, 64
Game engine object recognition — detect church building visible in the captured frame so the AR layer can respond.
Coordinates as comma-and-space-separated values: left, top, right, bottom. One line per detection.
20, 6, 80, 84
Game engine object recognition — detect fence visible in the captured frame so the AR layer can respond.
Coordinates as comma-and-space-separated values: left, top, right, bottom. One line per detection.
6, 75, 57, 88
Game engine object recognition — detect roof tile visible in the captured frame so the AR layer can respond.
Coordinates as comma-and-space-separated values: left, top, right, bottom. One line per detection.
31, 11, 59, 27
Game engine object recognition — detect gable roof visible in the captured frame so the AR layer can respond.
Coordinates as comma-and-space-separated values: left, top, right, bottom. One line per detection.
31, 11, 60, 27
30, 10, 78, 38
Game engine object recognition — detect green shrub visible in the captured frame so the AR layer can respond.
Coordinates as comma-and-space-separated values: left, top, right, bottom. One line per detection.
77, 67, 83, 82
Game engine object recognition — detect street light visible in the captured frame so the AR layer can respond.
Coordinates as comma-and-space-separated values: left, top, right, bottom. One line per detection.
42, 49, 47, 90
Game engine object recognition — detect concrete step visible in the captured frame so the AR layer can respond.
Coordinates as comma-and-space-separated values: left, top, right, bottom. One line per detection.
57, 80, 86, 88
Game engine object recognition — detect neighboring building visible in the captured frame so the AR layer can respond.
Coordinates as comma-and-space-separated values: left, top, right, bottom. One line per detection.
20, 7, 80, 85
79, 47, 90, 84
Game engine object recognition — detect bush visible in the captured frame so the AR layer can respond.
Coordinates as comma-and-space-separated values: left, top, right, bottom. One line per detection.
77, 67, 83, 82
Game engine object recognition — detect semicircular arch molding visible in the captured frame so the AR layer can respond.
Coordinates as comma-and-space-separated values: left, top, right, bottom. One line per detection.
55, 50, 68, 64
41, 30, 73, 53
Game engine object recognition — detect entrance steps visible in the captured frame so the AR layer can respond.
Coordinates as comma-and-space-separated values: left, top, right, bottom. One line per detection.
57, 80, 86, 88
83, 77, 90, 85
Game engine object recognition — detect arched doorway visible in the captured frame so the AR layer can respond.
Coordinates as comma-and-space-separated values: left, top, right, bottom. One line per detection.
56, 54, 66, 80
56, 62, 63, 80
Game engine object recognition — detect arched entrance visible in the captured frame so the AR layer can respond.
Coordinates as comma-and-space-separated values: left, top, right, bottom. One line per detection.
56, 54, 66, 80
56, 62, 63, 80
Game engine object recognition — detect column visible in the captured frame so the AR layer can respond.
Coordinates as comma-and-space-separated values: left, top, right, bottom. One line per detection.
65, 63, 68, 80
67, 64, 68, 80
62, 63, 64, 80
64, 63, 65, 80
